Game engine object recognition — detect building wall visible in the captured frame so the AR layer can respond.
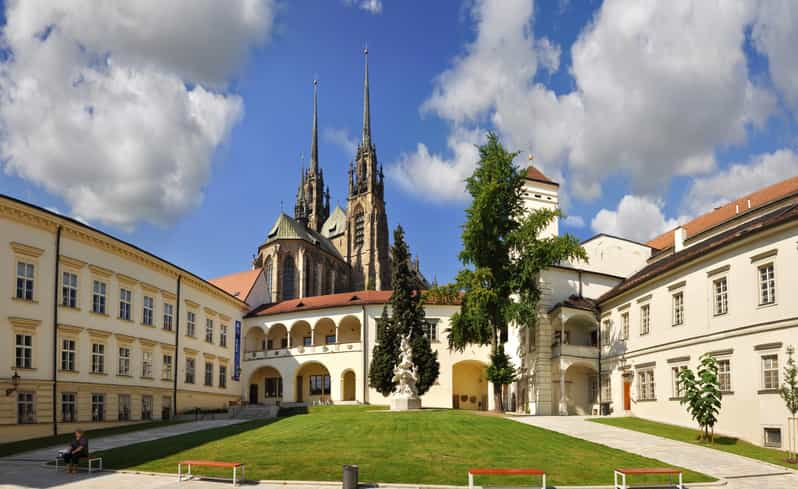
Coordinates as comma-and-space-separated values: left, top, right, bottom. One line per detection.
600, 221, 798, 447
578, 236, 651, 278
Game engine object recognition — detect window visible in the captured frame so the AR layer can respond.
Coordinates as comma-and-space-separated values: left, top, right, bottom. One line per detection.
118, 394, 131, 421
15, 334, 32, 369
637, 369, 655, 400
621, 312, 630, 340
325, 334, 336, 345
713, 277, 728, 315
205, 318, 213, 343
764, 427, 782, 448
590, 376, 599, 403
423, 319, 438, 342
17, 392, 35, 423
142, 296, 154, 325
601, 377, 612, 401
61, 392, 76, 422
264, 257, 273, 299
640, 304, 650, 335
717, 359, 731, 392
91, 393, 105, 421
265, 377, 282, 397
219, 365, 227, 388
15, 261, 34, 300
92, 280, 107, 314
142, 395, 153, 420
142, 351, 153, 378
186, 311, 196, 337
282, 255, 296, 300
671, 365, 687, 398
61, 339, 76, 371
303, 336, 312, 347
62, 272, 78, 308
309, 374, 331, 395
601, 319, 610, 345
762, 355, 779, 389
354, 210, 365, 247
91, 343, 105, 374
204, 362, 213, 386
758, 263, 775, 305
118, 288, 132, 320
162, 354, 173, 380
162, 397, 172, 420
220, 325, 228, 348
118, 347, 130, 376
672, 292, 684, 326
185, 358, 195, 384
163, 303, 174, 331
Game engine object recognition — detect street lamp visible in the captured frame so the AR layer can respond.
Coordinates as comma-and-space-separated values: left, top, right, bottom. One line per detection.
5, 368, 20, 396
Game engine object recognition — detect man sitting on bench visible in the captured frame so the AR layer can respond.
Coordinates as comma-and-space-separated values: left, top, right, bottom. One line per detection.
62, 429, 89, 473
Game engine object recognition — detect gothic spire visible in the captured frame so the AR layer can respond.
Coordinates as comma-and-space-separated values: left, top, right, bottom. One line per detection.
295, 162, 308, 224
310, 79, 319, 173
362, 47, 371, 146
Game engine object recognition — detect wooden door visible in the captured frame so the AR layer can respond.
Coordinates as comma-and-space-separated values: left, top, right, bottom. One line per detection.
623, 381, 631, 410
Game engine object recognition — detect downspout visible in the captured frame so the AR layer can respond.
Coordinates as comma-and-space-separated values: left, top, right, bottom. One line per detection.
596, 307, 602, 413
52, 225, 62, 437
362, 305, 368, 404
173, 275, 182, 417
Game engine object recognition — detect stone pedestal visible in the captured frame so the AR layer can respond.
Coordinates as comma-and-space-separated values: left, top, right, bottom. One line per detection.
390, 397, 421, 411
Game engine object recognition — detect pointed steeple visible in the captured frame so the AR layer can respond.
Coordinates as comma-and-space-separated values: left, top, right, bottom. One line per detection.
310, 79, 319, 173
295, 163, 308, 225
362, 47, 371, 147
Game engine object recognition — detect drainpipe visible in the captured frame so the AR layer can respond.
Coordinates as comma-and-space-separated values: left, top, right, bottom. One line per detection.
596, 308, 602, 413
361, 305, 368, 404
52, 225, 62, 437
173, 275, 182, 417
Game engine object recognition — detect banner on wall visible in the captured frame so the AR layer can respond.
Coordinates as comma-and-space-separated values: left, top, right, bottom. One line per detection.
234, 320, 241, 380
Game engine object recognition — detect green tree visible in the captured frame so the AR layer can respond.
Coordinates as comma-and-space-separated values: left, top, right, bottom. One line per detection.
678, 354, 723, 442
780, 346, 798, 463
448, 133, 586, 411
368, 225, 440, 397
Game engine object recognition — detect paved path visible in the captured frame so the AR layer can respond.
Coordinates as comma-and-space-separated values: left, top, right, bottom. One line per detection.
512, 415, 798, 488
2, 419, 246, 462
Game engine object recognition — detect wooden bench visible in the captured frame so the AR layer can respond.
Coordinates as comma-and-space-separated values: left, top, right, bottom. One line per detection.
468, 468, 546, 489
55, 456, 103, 473
614, 468, 683, 489
178, 460, 245, 486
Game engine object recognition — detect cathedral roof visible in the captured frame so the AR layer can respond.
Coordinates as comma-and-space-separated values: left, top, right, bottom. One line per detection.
208, 269, 263, 302
264, 212, 344, 260
321, 205, 347, 238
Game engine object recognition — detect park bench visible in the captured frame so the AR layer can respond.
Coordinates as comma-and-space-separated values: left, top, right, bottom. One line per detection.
178, 460, 245, 486
614, 467, 683, 489
468, 468, 546, 489
55, 455, 103, 473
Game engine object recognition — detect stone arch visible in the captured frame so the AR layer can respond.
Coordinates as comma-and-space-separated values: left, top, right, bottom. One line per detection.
266, 323, 288, 350
341, 369, 356, 401
313, 318, 336, 347
556, 363, 599, 415
337, 315, 361, 344
244, 325, 266, 353
295, 361, 331, 403
452, 360, 489, 411
248, 365, 283, 404
282, 254, 296, 300
290, 320, 312, 349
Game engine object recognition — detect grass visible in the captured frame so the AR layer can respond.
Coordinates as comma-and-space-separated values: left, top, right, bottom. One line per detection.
0, 419, 186, 458
92, 406, 714, 486
591, 417, 798, 471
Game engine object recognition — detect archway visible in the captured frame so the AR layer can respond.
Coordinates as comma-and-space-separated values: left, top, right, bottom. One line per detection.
290, 320, 312, 349
337, 315, 361, 344
557, 363, 598, 415
452, 360, 488, 411
249, 366, 283, 404
295, 361, 331, 404
244, 326, 266, 354
267, 323, 288, 350
341, 370, 356, 401
314, 318, 336, 347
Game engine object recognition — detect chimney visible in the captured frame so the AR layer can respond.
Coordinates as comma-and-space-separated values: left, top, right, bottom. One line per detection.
674, 226, 687, 253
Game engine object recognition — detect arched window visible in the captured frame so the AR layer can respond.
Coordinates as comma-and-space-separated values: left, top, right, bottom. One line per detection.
264, 256, 273, 302
316, 262, 323, 296
282, 255, 296, 300
354, 208, 365, 248
304, 256, 313, 298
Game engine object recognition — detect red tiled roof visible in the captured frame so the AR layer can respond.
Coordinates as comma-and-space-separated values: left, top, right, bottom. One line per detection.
525, 165, 558, 186
208, 269, 262, 301
246, 289, 459, 317
647, 176, 798, 250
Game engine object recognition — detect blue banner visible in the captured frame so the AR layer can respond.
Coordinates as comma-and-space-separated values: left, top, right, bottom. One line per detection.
234, 320, 241, 380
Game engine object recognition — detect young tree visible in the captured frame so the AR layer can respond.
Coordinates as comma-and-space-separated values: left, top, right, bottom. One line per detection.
780, 346, 798, 463
678, 354, 723, 442
448, 133, 586, 411
368, 225, 440, 397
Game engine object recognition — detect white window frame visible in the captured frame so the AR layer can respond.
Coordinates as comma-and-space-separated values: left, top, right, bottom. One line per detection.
713, 276, 728, 316
162, 354, 174, 381
118, 394, 131, 421
637, 369, 655, 401
219, 365, 227, 388
61, 338, 76, 371
61, 392, 77, 422
758, 262, 776, 306
186, 311, 196, 337
220, 325, 228, 348
185, 357, 195, 384
142, 351, 153, 378
601, 319, 611, 345
15, 261, 35, 301
142, 395, 153, 420
672, 291, 684, 326
119, 288, 132, 321
671, 365, 687, 398
92, 280, 107, 314
423, 319, 439, 342
117, 346, 130, 376
620, 312, 630, 341
204, 361, 213, 386
163, 303, 174, 331
62, 271, 78, 308
764, 427, 782, 448
762, 354, 779, 390
17, 391, 35, 423
717, 358, 732, 393
205, 318, 214, 343
91, 393, 105, 421
142, 295, 154, 326
15, 333, 33, 369
640, 304, 651, 336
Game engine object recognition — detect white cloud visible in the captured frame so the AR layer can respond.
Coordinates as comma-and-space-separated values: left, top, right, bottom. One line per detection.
682, 149, 798, 216
562, 215, 584, 228
323, 127, 358, 156
591, 195, 688, 243
0, 0, 274, 229
344, 0, 382, 15
752, 1, 798, 113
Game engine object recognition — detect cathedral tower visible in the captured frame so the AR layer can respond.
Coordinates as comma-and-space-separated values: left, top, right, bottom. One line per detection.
346, 48, 391, 290
297, 80, 330, 232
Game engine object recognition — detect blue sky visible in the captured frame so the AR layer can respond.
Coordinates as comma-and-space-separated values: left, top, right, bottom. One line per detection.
0, 0, 796, 286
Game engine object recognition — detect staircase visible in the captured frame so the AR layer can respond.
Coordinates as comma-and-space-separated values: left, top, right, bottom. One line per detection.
229, 404, 279, 420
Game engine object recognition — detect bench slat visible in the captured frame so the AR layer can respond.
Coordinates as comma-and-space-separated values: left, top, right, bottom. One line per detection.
616, 468, 681, 475
469, 468, 545, 475
180, 460, 242, 468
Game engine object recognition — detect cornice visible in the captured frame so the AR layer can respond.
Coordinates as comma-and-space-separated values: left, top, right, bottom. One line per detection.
8, 317, 41, 332
60, 255, 87, 269
10, 242, 45, 258
88, 264, 113, 278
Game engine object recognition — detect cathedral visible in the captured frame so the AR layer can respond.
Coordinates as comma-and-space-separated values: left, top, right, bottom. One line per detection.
251, 50, 398, 303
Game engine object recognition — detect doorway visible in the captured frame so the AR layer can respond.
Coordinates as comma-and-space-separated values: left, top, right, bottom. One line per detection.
296, 375, 303, 402
623, 381, 631, 411
249, 384, 258, 405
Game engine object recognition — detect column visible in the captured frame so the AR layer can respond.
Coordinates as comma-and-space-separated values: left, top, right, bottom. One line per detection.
559, 360, 568, 416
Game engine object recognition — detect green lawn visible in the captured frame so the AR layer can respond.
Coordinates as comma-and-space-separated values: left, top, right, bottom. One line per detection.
92, 406, 713, 486
0, 419, 186, 458
591, 417, 798, 471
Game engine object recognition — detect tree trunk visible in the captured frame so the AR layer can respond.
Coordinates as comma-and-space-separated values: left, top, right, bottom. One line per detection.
490, 327, 504, 413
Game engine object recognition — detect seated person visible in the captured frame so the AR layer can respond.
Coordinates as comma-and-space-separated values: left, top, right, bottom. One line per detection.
62, 429, 88, 473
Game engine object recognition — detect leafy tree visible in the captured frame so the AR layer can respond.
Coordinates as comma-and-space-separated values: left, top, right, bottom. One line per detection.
448, 133, 586, 411
368, 225, 440, 397
780, 346, 798, 463
486, 345, 516, 387
678, 354, 723, 442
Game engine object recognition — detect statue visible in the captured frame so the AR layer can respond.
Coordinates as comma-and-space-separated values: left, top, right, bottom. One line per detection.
390, 335, 421, 410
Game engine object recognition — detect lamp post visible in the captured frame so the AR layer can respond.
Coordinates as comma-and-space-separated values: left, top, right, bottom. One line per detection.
5, 368, 20, 396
